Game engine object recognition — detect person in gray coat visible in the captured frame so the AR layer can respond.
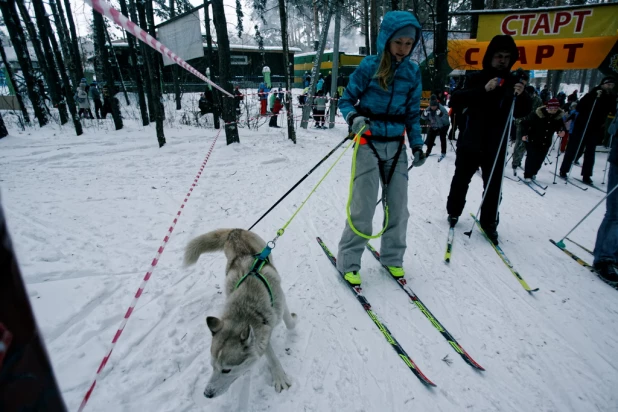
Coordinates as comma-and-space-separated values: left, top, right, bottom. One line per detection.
421, 95, 450, 158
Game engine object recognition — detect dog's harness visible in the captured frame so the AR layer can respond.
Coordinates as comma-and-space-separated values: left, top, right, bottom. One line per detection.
234, 246, 275, 306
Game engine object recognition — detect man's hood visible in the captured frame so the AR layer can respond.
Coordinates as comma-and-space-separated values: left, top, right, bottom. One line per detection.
376, 11, 422, 58
482, 35, 519, 72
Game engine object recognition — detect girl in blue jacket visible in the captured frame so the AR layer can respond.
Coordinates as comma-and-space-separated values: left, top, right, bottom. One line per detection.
336, 11, 425, 286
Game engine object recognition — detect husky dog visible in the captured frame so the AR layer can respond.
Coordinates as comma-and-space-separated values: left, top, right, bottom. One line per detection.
184, 229, 297, 398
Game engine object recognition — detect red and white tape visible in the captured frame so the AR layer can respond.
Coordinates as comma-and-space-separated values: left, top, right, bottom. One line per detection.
84, 0, 233, 98
77, 131, 221, 411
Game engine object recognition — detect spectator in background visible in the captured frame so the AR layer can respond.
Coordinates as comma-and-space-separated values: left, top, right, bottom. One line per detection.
421, 95, 450, 158
234, 86, 243, 117
269, 96, 283, 128
258, 79, 269, 116
567, 89, 579, 105
511, 85, 542, 173
540, 84, 551, 104
74, 79, 93, 119
316, 75, 324, 92
90, 81, 102, 119
324, 71, 332, 96
312, 90, 327, 128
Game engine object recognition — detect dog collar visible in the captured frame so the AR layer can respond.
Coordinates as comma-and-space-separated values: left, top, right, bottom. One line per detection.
234, 255, 275, 306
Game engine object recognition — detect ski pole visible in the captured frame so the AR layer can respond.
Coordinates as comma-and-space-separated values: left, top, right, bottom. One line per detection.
566, 95, 599, 179
464, 95, 516, 238
602, 134, 613, 185
248, 135, 350, 230
553, 133, 563, 184
554, 182, 618, 248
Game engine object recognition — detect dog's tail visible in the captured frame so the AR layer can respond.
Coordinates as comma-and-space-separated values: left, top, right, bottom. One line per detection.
184, 229, 233, 266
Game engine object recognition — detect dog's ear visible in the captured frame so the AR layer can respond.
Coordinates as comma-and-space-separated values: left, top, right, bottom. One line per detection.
240, 325, 254, 345
206, 316, 223, 335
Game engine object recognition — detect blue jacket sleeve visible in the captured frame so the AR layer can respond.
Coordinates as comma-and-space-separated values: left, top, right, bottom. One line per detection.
405, 67, 423, 148
338, 59, 373, 123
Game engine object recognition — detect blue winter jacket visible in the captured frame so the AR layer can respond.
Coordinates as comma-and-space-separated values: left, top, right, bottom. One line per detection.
338, 11, 423, 148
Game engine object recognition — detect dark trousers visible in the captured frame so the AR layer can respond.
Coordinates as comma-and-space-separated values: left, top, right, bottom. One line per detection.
425, 127, 447, 155
594, 161, 618, 265
524, 143, 549, 178
313, 110, 325, 126
93, 99, 102, 119
560, 127, 599, 178
447, 147, 505, 227
269, 113, 278, 126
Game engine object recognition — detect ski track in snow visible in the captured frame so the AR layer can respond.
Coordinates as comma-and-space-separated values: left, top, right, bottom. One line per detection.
1, 92, 617, 412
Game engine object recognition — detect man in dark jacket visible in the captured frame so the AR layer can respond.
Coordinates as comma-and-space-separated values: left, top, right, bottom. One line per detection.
559, 76, 616, 184
540, 84, 550, 104
446, 35, 531, 244
593, 107, 618, 284
512, 85, 542, 173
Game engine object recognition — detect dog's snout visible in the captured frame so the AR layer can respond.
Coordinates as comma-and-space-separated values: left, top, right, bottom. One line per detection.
204, 389, 215, 399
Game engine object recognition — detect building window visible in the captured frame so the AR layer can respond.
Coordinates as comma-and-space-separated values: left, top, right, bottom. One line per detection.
230, 55, 249, 65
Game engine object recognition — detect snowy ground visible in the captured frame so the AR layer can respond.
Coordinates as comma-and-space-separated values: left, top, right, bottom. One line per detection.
1, 93, 617, 412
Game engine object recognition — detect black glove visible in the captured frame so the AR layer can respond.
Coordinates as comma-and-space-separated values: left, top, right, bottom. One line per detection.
412, 146, 426, 167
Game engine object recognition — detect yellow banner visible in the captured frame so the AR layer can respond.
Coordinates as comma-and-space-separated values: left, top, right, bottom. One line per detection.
477, 6, 618, 41
448, 36, 618, 71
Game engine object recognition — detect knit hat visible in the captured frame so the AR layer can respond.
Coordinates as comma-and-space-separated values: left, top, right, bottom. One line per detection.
546, 98, 560, 109
391, 25, 416, 41
600, 76, 616, 86
429, 95, 439, 106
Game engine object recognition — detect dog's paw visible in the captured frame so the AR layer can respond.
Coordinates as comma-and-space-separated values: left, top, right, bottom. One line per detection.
273, 372, 292, 393
287, 313, 298, 329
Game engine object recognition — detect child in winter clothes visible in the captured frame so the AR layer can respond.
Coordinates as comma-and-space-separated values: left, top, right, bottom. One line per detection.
421, 95, 450, 157
336, 11, 425, 286
312, 90, 327, 128
90, 81, 102, 119
74, 80, 93, 119
520, 98, 565, 181
258, 81, 269, 115
269, 97, 283, 127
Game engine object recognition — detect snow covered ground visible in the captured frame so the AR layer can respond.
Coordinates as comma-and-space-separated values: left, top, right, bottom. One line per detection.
1, 94, 617, 412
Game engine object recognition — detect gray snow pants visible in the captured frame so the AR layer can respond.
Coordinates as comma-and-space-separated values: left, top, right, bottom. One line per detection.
337, 140, 410, 273
511, 122, 527, 169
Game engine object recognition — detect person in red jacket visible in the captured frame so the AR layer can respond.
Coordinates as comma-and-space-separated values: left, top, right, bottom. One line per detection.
269, 96, 283, 128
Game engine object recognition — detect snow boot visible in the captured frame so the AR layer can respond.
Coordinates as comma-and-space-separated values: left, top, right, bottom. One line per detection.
447, 215, 459, 228
481, 222, 499, 245
343, 271, 362, 286
386, 266, 405, 278
594, 262, 618, 285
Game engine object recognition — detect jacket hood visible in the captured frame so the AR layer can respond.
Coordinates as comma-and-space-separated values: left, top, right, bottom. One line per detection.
482, 35, 519, 72
536, 106, 564, 120
376, 11, 421, 58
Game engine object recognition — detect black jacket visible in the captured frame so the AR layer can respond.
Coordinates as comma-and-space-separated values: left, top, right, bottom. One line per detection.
572, 86, 616, 136
520, 106, 565, 150
450, 35, 531, 153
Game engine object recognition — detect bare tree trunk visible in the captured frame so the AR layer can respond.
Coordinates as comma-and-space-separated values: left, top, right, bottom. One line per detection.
313, 0, 320, 44
391, 0, 398, 10
93, 10, 123, 130
433, 0, 449, 98
63, 0, 85, 84
362, 0, 369, 54
145, 0, 165, 146
119, 0, 149, 126
0, 36, 29, 125
301, 0, 334, 129
104, 27, 130, 106
579, 69, 588, 93
588, 69, 599, 91
551, 70, 563, 96
203, 0, 220, 129
470, 0, 484, 39
44, 5, 83, 135
49, 0, 77, 86
0, 111, 8, 138
29, 0, 70, 125
278, 0, 296, 143
211, 0, 240, 144
169, 0, 182, 110
0, 0, 48, 127
329, 0, 341, 128
370, 0, 378, 54
129, 0, 156, 123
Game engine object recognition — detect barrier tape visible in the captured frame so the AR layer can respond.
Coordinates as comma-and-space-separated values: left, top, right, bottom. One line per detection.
77, 130, 221, 411
84, 0, 233, 97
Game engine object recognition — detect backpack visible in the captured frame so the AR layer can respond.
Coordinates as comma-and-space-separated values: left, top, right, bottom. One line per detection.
77, 88, 87, 104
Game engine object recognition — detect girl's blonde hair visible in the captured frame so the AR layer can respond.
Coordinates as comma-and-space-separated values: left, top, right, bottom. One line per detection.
374, 50, 394, 91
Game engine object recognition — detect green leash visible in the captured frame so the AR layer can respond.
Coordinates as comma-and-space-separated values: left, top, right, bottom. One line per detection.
345, 132, 390, 240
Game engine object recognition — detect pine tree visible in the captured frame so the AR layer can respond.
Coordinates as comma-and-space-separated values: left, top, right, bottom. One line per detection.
211, 0, 240, 144
0, 36, 29, 125
277, 0, 296, 143
0, 0, 48, 127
